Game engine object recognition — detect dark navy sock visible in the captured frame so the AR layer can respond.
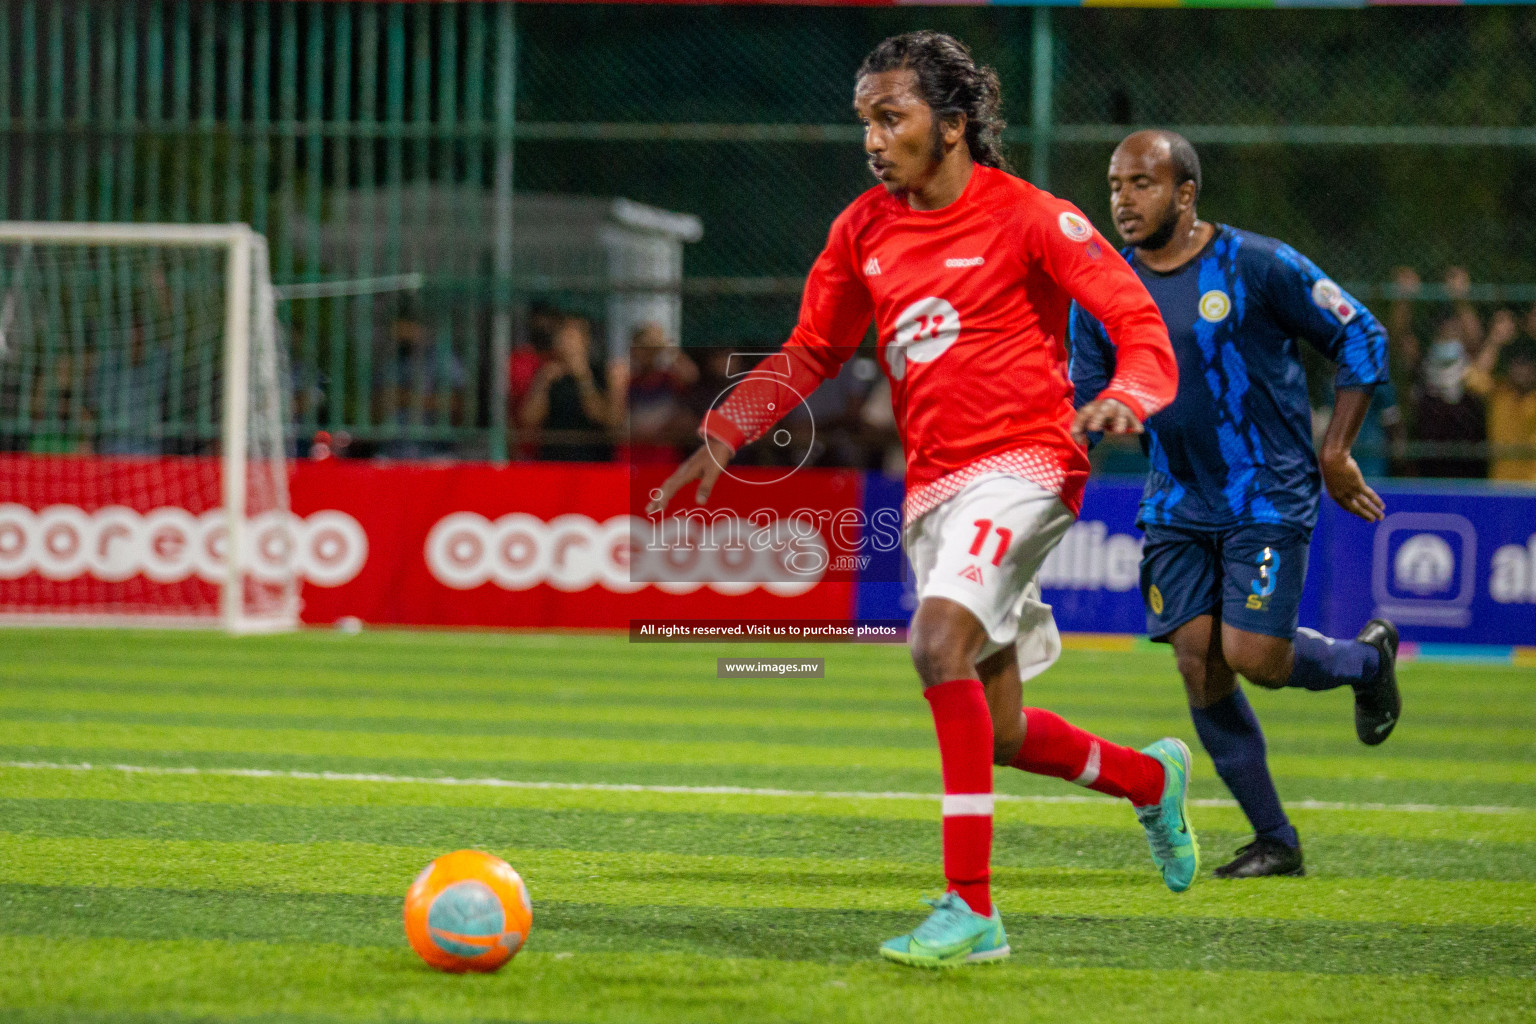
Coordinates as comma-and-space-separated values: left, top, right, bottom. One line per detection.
1190, 689, 1298, 849
1286, 627, 1381, 692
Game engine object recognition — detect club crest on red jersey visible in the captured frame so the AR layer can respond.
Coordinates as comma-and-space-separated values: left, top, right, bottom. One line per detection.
1058, 211, 1093, 243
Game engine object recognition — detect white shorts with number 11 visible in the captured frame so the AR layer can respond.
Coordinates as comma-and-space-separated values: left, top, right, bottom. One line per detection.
904, 475, 1076, 681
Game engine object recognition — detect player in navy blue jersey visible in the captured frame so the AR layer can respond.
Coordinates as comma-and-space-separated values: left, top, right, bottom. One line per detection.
1069, 130, 1402, 879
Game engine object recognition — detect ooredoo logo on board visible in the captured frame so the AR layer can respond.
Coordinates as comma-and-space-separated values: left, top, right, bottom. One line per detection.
423, 512, 826, 595
0, 504, 367, 587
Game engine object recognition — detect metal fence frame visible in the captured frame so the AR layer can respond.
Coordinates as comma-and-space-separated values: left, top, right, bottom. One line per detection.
2, 1, 1535, 460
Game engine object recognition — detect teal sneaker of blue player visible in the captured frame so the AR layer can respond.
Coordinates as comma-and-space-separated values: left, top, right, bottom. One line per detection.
1135, 737, 1200, 893
878, 892, 1010, 968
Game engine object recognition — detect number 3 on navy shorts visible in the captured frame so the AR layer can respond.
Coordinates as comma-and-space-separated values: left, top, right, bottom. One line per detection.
1139, 524, 1311, 642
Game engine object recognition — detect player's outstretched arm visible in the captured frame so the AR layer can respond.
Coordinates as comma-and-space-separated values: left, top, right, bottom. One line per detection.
1320, 388, 1385, 523
1070, 397, 1143, 446
645, 436, 737, 513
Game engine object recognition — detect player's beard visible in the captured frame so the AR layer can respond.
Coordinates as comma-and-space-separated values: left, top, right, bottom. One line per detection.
928, 117, 948, 165
1138, 197, 1182, 251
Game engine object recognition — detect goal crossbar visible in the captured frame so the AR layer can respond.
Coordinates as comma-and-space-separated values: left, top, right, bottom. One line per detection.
0, 222, 255, 247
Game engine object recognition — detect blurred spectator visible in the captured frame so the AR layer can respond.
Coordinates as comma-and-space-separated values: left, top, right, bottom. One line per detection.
1387, 266, 1422, 371
30, 352, 93, 455
1466, 308, 1536, 483
1388, 265, 1485, 378
507, 304, 560, 460
375, 316, 465, 460
509, 303, 560, 411
620, 322, 697, 464
684, 346, 738, 423
1441, 265, 1485, 357
308, 429, 354, 461
518, 314, 619, 462
94, 323, 167, 455
1408, 316, 1487, 478
860, 376, 904, 478
773, 355, 879, 468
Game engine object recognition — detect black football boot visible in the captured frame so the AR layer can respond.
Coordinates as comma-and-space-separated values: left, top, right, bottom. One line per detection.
1213, 836, 1305, 879
1354, 618, 1402, 746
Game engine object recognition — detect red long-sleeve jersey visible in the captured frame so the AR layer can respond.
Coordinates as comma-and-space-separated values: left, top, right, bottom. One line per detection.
701, 165, 1177, 521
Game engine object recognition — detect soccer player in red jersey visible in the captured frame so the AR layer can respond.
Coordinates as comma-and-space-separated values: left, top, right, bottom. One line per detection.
648, 32, 1197, 967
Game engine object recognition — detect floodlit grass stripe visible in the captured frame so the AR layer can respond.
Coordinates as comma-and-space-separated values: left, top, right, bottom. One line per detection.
2, 835, 1531, 927
6, 745, 1526, 812
7, 648, 1531, 722
2, 711, 1531, 783
5, 759, 1532, 816
6, 655, 1530, 708
0, 689, 943, 734
5, 885, 1532, 977
0, 721, 939, 770
4, 764, 1532, 845
2, 691, 1530, 755
8, 797, 1534, 882
3, 937, 1535, 1024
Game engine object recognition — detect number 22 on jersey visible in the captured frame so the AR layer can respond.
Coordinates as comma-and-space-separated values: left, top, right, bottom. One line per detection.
885, 297, 962, 380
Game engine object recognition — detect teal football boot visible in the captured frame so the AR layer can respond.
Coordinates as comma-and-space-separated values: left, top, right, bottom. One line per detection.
878, 892, 1010, 968
1135, 738, 1200, 893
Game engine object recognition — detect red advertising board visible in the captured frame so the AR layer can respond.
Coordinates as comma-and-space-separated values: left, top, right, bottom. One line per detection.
0, 455, 861, 628
0, 454, 228, 619
293, 459, 861, 628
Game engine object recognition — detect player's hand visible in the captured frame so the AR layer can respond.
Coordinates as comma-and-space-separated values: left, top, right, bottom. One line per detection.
1071, 398, 1142, 446
1321, 450, 1385, 523
1487, 309, 1519, 349
645, 436, 735, 513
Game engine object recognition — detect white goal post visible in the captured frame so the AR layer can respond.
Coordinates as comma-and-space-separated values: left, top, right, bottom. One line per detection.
0, 222, 297, 633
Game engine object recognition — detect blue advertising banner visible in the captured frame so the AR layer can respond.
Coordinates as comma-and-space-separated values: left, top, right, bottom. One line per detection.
856, 473, 1535, 647
1316, 484, 1536, 647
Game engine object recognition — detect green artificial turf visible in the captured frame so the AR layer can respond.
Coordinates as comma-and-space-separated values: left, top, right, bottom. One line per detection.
0, 628, 1532, 1023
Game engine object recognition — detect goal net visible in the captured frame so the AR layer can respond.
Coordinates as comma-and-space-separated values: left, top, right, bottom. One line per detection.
0, 223, 297, 633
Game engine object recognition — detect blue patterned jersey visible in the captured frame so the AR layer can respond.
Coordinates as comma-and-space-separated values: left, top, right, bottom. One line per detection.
1069, 224, 1389, 530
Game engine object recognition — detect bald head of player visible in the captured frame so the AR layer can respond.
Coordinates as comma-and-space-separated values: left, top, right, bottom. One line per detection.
1108, 130, 1213, 270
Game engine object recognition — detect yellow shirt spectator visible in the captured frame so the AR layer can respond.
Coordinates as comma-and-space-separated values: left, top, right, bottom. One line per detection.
1466, 328, 1536, 483
1486, 384, 1536, 482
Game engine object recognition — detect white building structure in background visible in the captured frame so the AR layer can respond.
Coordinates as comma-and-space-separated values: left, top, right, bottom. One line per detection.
296, 189, 703, 359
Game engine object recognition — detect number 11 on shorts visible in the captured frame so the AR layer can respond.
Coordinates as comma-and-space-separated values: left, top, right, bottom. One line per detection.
969, 519, 1012, 567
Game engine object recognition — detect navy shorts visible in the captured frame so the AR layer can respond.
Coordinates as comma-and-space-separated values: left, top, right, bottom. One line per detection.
1140, 523, 1311, 642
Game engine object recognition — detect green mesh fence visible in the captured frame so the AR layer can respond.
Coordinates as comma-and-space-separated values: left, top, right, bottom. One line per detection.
1, 1, 1533, 468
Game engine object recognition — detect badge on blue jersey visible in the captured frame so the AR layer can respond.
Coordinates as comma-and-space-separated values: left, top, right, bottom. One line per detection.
1198, 290, 1231, 323
1311, 278, 1358, 324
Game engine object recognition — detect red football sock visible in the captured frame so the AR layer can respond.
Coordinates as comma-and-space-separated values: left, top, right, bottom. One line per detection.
1010, 707, 1165, 807
924, 678, 994, 915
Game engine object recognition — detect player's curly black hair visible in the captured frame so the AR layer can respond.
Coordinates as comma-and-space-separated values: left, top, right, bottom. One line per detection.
857, 31, 1011, 172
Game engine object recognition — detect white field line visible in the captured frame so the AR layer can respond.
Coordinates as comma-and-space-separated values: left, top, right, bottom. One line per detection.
3, 759, 1530, 817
